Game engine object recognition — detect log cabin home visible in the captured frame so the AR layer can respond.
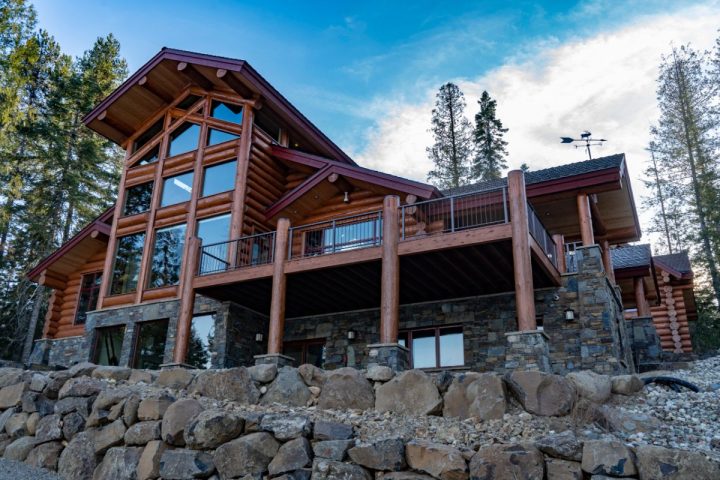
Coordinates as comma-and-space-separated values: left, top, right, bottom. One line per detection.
26, 48, 671, 374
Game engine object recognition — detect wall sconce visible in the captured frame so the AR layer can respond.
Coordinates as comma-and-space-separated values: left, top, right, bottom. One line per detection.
347, 330, 356, 340
564, 308, 575, 321
255, 333, 264, 343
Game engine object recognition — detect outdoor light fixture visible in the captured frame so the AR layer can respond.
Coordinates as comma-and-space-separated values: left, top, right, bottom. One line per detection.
565, 308, 576, 321
343, 191, 350, 203
347, 329, 356, 340
255, 333, 264, 343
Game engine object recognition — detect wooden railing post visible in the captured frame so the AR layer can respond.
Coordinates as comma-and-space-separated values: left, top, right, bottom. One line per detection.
553, 234, 566, 273
173, 236, 201, 364
601, 239, 615, 284
380, 196, 400, 343
634, 276, 650, 317
577, 192, 595, 246
508, 170, 537, 331
267, 218, 290, 354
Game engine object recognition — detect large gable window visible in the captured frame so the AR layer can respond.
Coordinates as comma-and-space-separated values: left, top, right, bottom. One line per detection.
210, 100, 243, 124
202, 160, 236, 197
167, 122, 200, 157
206, 128, 240, 147
123, 182, 153, 216
75, 272, 102, 325
149, 223, 187, 288
133, 118, 164, 153
110, 232, 145, 295
399, 326, 464, 369
134, 145, 160, 166
161, 171, 193, 207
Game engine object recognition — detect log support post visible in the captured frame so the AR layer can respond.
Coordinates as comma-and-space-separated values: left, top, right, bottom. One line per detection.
553, 234, 566, 273
380, 195, 400, 343
601, 239, 615, 284
634, 276, 650, 317
508, 170, 536, 331
577, 192, 595, 246
171, 236, 201, 365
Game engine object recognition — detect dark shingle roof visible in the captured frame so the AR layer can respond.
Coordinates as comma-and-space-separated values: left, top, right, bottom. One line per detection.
442, 153, 625, 196
611, 244, 652, 270
654, 251, 692, 275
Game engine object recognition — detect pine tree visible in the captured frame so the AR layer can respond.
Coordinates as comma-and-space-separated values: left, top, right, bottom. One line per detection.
471, 90, 508, 181
426, 82, 473, 189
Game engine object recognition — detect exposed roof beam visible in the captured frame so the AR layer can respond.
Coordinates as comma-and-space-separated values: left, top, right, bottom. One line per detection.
97, 110, 134, 138
137, 75, 173, 103
328, 172, 354, 194
177, 62, 214, 91
217, 68, 255, 98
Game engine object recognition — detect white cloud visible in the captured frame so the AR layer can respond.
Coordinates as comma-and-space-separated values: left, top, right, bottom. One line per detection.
350, 3, 720, 242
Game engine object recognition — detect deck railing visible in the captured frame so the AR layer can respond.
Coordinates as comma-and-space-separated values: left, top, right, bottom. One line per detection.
198, 231, 275, 275
288, 210, 383, 259
527, 202, 557, 267
400, 187, 508, 240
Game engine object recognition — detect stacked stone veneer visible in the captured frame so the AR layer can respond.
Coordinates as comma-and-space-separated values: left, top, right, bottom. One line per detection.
627, 316, 663, 371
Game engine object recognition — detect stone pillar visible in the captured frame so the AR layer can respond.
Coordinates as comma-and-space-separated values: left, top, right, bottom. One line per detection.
504, 330, 551, 372
508, 170, 536, 331
577, 192, 595, 246
172, 236, 201, 365
366, 343, 410, 371
261, 218, 293, 367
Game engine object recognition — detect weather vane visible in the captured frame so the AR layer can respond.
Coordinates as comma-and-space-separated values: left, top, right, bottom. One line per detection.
560, 131, 607, 160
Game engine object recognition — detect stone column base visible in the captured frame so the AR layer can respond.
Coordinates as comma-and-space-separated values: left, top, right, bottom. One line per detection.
254, 353, 295, 368
504, 330, 551, 372
629, 316, 662, 372
367, 343, 410, 371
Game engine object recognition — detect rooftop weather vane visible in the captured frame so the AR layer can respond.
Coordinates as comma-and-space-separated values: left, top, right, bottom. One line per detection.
560, 131, 607, 160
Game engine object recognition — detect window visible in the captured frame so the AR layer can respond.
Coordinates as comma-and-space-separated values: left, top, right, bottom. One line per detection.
202, 160, 236, 197
210, 100, 243, 124
177, 94, 202, 110
94, 325, 125, 366
133, 119, 164, 153
75, 272, 102, 325
148, 223, 186, 288
206, 128, 240, 147
197, 214, 231, 274
167, 122, 200, 157
123, 182, 153, 216
134, 145, 160, 166
304, 217, 381, 256
398, 326, 464, 369
254, 110, 281, 142
187, 314, 215, 369
161, 171, 193, 207
284, 339, 325, 368
132, 320, 168, 369
109, 232, 145, 295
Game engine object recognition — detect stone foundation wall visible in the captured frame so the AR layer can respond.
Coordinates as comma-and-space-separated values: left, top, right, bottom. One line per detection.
28, 337, 86, 367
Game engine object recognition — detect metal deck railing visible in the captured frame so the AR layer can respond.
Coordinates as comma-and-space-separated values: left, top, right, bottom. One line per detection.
198, 231, 275, 275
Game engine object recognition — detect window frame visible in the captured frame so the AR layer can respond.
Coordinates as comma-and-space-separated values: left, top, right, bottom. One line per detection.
209, 99, 244, 125
147, 222, 187, 289
122, 181, 154, 217
201, 159, 237, 197
160, 170, 194, 208
283, 338, 326, 367
92, 324, 126, 366
399, 325, 465, 369
74, 271, 103, 325
130, 318, 170, 369
109, 232, 146, 296
166, 121, 201, 158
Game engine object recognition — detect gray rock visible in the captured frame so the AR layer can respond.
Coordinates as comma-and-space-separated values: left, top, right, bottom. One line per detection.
313, 439, 354, 460
62, 412, 85, 440
156, 367, 195, 389
611, 375, 644, 395
405, 440, 468, 480
366, 364, 394, 381
273, 470, 312, 480
248, 364, 277, 383
0, 406, 16, 432
54, 396, 93, 417
68, 362, 98, 378
535, 430, 583, 461
124, 420, 161, 445
311, 458, 371, 480
3, 436, 37, 461
123, 393, 140, 426
29, 374, 48, 393
21, 392, 55, 416
348, 438, 406, 471
91, 366, 131, 381
318, 367, 374, 411
239, 411, 264, 433
214, 432, 280, 478
313, 420, 353, 440
382, 473, 435, 480
5, 412, 29, 438
92, 446, 142, 480
581, 440, 637, 477
92, 387, 131, 411
298, 364, 327, 387
90, 418, 126, 454
268, 437, 313, 476
159, 448, 216, 479
161, 398, 203, 446
190, 367, 260, 404
261, 367, 312, 407
0, 433, 11, 456
567, 371, 612, 403
58, 377, 104, 399
469, 443, 545, 480
0, 382, 27, 409
58, 431, 97, 480
128, 369, 155, 384
442, 372, 506, 420
260, 414, 312, 440
137, 440, 167, 480
504, 371, 575, 416
598, 406, 661, 434
24, 440, 63, 471
184, 409, 245, 449
376, 369, 442, 415
634, 445, 720, 479
35, 414, 62, 443
26, 412, 39, 435
43, 371, 71, 399
546, 458, 583, 480
108, 399, 125, 422
137, 393, 175, 420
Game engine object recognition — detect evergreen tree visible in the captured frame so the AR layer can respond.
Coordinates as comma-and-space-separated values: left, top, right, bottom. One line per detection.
426, 82, 473, 189
471, 90, 508, 181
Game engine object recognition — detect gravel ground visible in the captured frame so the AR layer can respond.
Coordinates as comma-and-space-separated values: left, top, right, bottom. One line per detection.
0, 459, 61, 480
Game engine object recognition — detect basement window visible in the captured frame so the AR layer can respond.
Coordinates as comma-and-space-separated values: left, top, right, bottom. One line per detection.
210, 100, 243, 124
94, 325, 125, 366
187, 314, 216, 369
109, 232, 145, 295
132, 319, 169, 369
75, 272, 102, 325
202, 160, 237, 196
148, 223, 187, 288
283, 339, 326, 368
123, 181, 153, 216
160, 171, 194, 207
206, 128, 240, 147
399, 326, 464, 369
167, 122, 200, 157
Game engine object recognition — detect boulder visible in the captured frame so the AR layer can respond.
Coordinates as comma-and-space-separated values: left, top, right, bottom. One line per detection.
298, 364, 327, 387
92, 365, 132, 381
535, 430, 583, 461
26, 412, 40, 435
91, 418, 127, 454
68, 362, 98, 378
92, 386, 131, 411
313, 420, 353, 440
0, 382, 27, 408
405, 440, 468, 480
161, 398, 203, 446
504, 371, 575, 416
611, 375, 644, 395
63, 411, 86, 440
58, 431, 97, 480
269, 437, 313, 476
313, 439, 354, 460
546, 458, 583, 480
382, 473, 435, 480
366, 364, 394, 382
29, 374, 48, 392
43, 371, 72, 399
137, 393, 175, 420
156, 367, 195, 389
260, 414, 312, 440
273, 470, 312, 480
185, 409, 244, 449
261, 367, 312, 407
0, 406, 15, 432
58, 377, 104, 399
128, 369, 155, 384
21, 391, 54, 415
0, 434, 10, 456
35, 413, 62, 443
24, 440, 63, 470
137, 440, 167, 480
581, 440, 637, 477
567, 371, 612, 403
93, 446, 143, 480
469, 443, 545, 480
375, 369, 442, 415
190, 367, 260, 404
348, 438, 406, 471
634, 445, 720, 479
0, 369, 26, 388
124, 420, 161, 445
54, 396, 93, 417
159, 448, 216, 479
214, 432, 280, 478
240, 411, 264, 432
598, 406, 661, 434
442, 372, 506, 420
5, 412, 29, 438
123, 393, 140, 426
311, 458, 371, 480
248, 363, 278, 383
108, 399, 125, 422
3, 436, 37, 461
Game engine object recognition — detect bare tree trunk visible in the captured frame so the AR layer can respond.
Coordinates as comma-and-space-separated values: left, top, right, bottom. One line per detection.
21, 286, 45, 364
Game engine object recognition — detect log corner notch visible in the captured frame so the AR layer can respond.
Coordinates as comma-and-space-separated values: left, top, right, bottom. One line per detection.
380, 195, 400, 343
267, 218, 290, 355
508, 170, 537, 331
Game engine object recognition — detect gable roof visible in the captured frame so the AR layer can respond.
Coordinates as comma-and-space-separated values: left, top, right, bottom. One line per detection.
611, 244, 652, 270
84, 48, 355, 165
654, 251, 693, 278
